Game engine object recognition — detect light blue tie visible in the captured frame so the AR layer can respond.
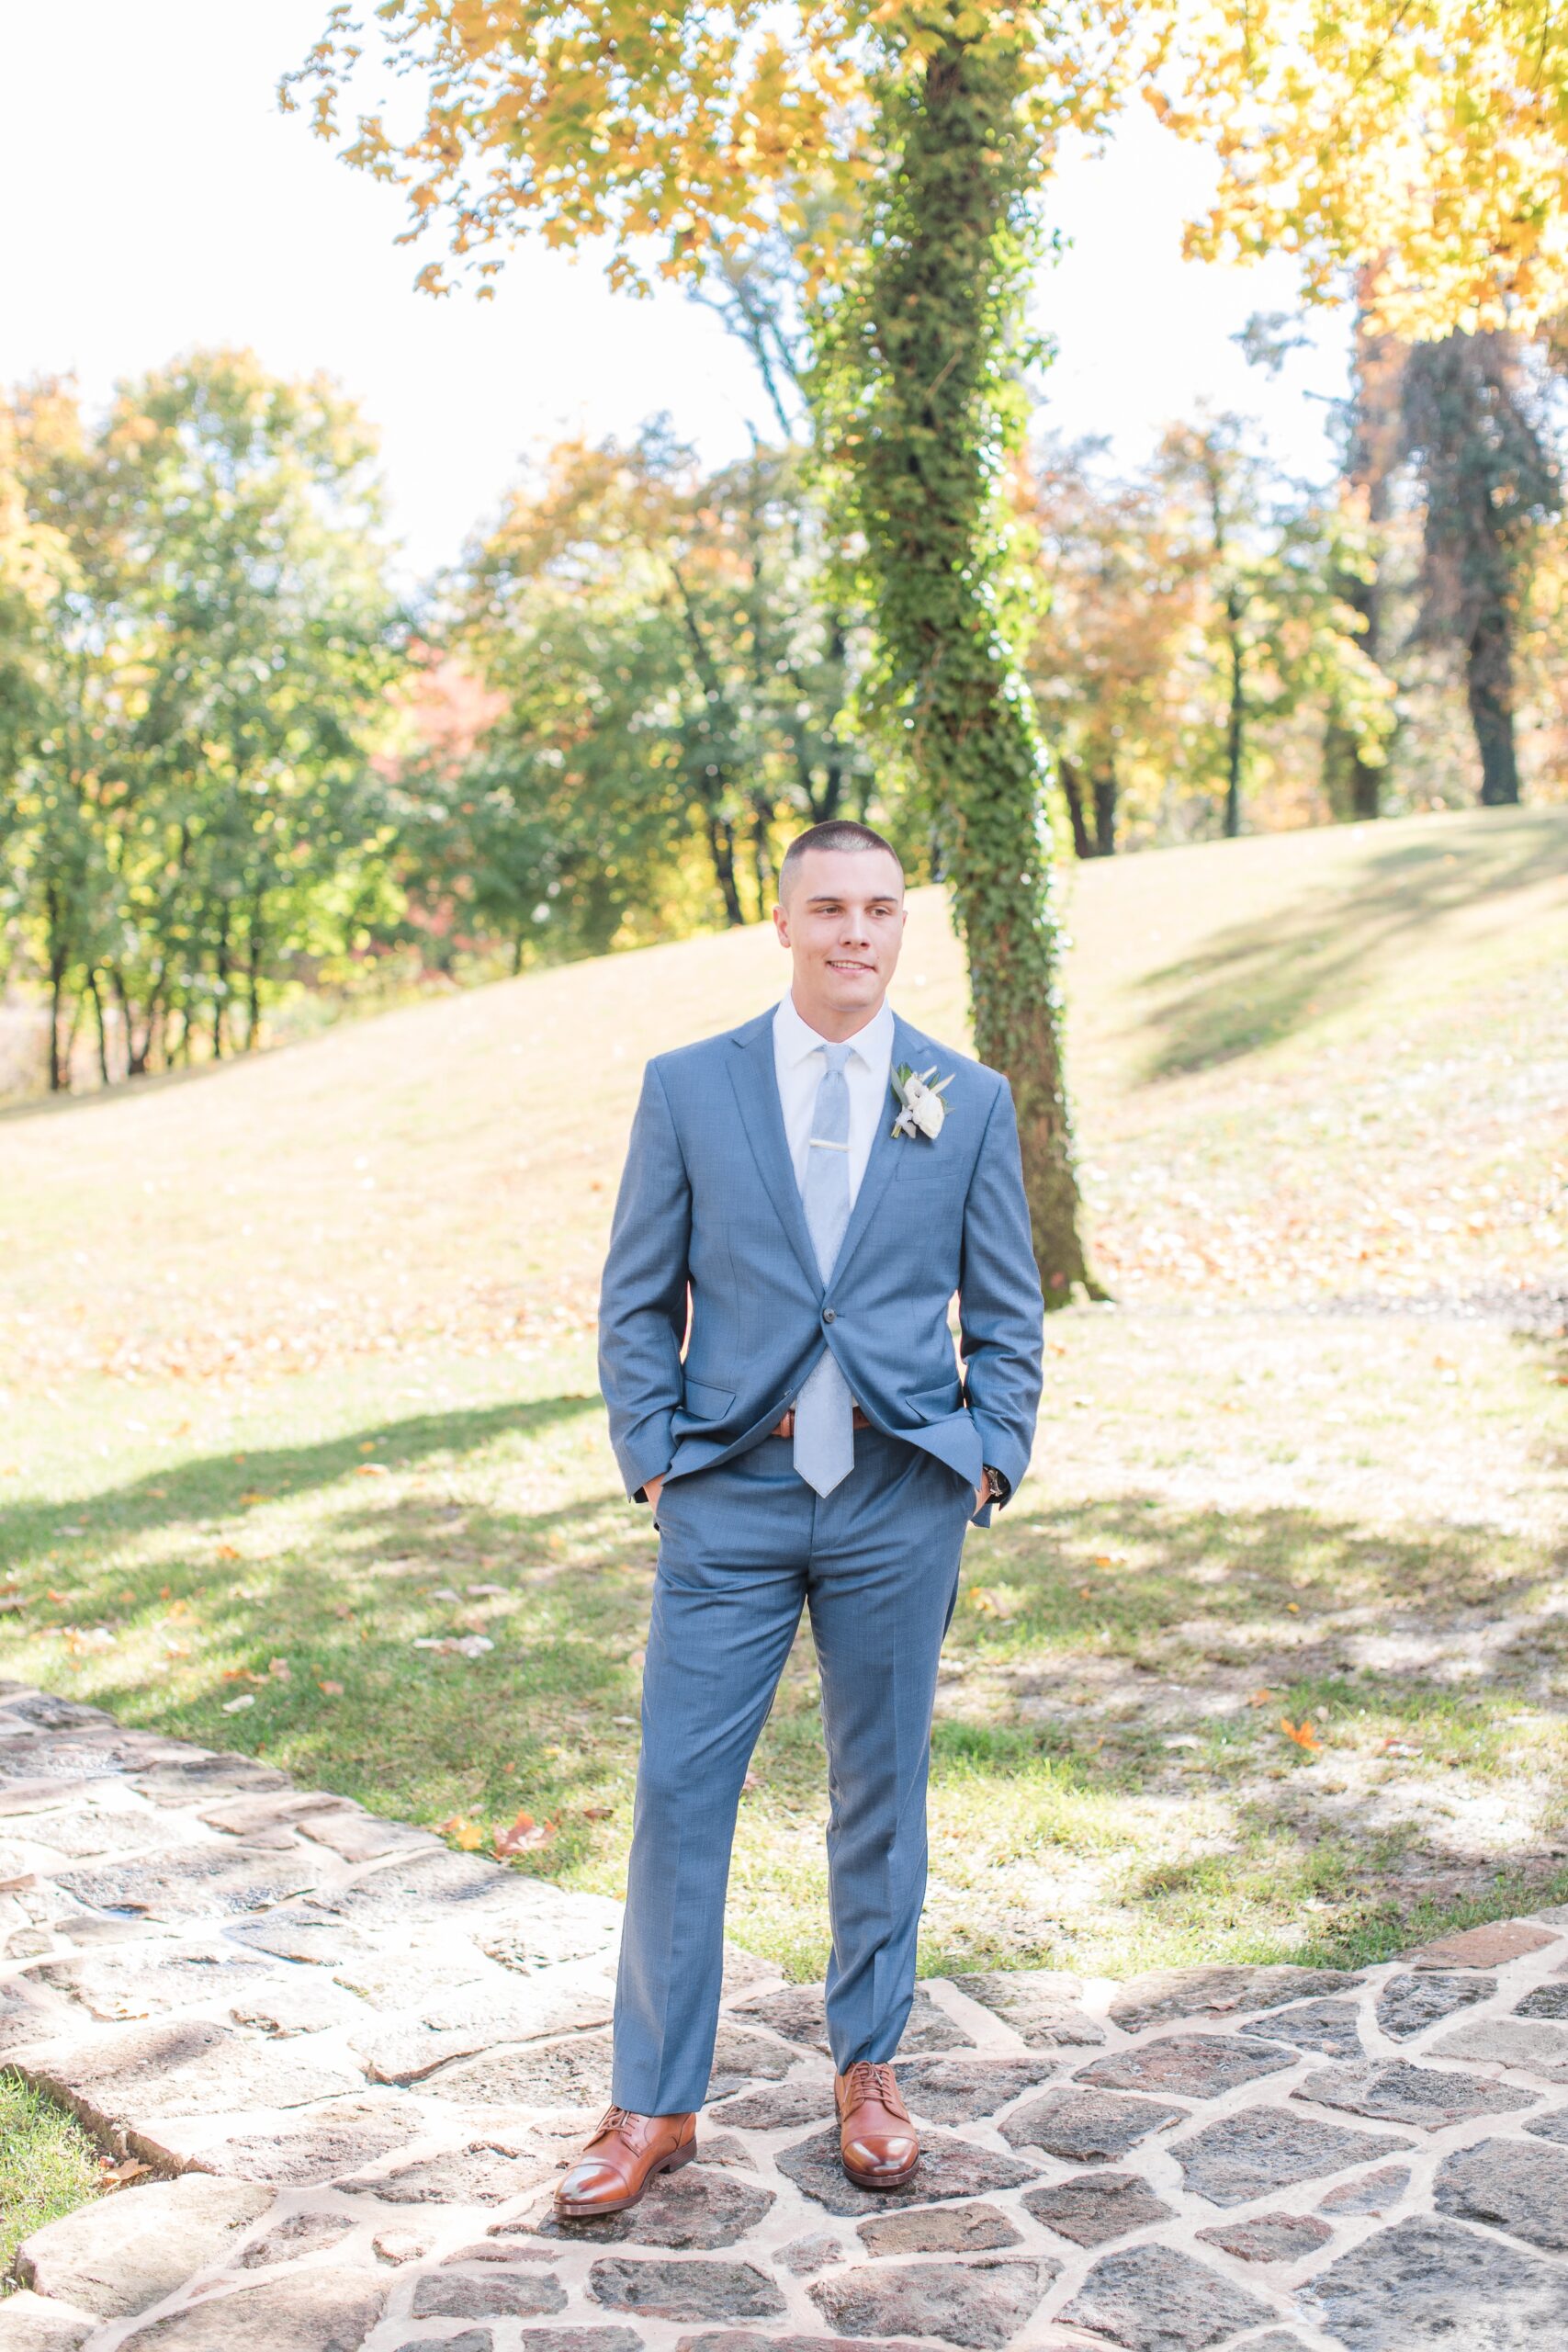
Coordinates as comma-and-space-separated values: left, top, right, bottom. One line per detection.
794, 1042, 856, 1497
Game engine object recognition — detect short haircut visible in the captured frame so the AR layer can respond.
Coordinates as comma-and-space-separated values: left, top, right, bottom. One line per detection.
778, 820, 904, 901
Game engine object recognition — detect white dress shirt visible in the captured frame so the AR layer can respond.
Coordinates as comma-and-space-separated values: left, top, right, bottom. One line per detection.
773, 992, 895, 1207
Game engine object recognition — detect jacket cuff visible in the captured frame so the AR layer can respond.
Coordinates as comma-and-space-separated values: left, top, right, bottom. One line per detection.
615, 1417, 675, 1504
969, 1417, 1029, 1504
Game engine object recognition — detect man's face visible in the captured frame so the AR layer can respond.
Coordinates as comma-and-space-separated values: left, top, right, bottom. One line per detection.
773, 847, 907, 1020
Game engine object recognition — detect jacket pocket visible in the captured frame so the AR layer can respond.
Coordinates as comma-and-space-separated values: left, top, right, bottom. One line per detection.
904, 1379, 965, 1424
680, 1375, 736, 1422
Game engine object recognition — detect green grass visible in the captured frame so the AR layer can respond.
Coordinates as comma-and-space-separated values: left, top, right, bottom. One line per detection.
0, 2075, 101, 2290
1, 807, 1565, 1985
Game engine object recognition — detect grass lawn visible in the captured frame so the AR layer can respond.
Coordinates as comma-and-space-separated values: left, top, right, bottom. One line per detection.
0, 2073, 101, 2288
1, 806, 1565, 1985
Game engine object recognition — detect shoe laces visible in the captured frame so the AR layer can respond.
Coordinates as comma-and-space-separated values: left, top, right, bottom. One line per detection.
844, 2060, 898, 2106
590, 2104, 638, 2144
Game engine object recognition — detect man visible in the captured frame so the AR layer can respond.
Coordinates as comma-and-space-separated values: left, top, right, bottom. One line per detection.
558, 820, 1043, 2218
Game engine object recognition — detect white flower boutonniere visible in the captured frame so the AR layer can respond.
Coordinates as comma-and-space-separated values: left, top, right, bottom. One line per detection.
890, 1062, 954, 1141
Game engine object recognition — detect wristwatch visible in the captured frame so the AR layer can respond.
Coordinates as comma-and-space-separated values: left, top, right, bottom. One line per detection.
981, 1464, 1010, 1505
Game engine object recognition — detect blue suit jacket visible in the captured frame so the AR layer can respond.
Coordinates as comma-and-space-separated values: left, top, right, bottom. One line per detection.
598, 1006, 1044, 1527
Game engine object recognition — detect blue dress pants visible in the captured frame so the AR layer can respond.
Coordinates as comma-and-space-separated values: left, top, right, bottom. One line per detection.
610, 1429, 975, 2115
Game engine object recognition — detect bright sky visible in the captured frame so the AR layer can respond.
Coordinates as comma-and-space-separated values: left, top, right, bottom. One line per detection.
1, 4, 1349, 580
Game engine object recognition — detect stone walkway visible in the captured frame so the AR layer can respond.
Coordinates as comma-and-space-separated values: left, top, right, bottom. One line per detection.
3, 1683, 1568, 2352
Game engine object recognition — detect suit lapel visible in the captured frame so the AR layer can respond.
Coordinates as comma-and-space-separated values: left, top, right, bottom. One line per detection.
726, 1013, 822, 1293
825, 1012, 924, 1292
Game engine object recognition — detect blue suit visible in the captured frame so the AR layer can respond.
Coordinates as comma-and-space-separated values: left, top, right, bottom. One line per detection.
599, 1005, 1043, 2109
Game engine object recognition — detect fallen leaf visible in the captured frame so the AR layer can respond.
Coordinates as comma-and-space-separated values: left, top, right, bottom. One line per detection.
357, 1464, 389, 1477
318, 1679, 344, 1696
468, 1583, 506, 1598
99, 2156, 150, 2187
1280, 1716, 1324, 1752
222, 1694, 255, 1713
268, 1658, 292, 1680
1247, 1688, 1275, 1706
239, 1490, 266, 1504
494, 1810, 556, 1856
216, 1544, 242, 1562
439, 1815, 486, 1851
581, 1805, 613, 1821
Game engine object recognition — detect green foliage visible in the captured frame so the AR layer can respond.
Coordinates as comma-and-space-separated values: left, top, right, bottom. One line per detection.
418, 423, 873, 957
1, 354, 405, 1086
1153, 414, 1395, 838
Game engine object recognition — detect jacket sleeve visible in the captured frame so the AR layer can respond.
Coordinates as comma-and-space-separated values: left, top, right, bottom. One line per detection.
598, 1058, 692, 1501
957, 1076, 1044, 1519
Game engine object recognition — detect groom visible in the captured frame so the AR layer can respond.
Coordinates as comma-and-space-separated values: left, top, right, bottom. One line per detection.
558, 820, 1043, 2218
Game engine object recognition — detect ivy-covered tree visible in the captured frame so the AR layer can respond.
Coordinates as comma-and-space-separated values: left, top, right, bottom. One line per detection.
1401, 332, 1561, 806
286, 1, 1126, 1292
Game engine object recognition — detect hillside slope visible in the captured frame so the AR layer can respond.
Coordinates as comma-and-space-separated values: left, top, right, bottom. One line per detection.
1, 806, 1562, 1387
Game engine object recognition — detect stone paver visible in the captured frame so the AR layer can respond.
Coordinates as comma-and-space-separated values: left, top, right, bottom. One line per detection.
5, 1682, 1568, 2352
13, 2177, 272, 2317
1299, 2216, 1568, 2347
1057, 2243, 1275, 2348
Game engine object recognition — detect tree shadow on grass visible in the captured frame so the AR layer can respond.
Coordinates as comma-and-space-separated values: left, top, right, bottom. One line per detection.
4, 1455, 1564, 1971
1134, 811, 1568, 1082
0, 1392, 601, 1576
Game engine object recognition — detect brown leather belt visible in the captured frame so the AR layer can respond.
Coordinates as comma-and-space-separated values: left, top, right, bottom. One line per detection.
770, 1406, 873, 1440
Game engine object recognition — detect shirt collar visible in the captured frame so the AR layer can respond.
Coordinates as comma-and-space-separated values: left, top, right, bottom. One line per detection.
774, 991, 894, 1070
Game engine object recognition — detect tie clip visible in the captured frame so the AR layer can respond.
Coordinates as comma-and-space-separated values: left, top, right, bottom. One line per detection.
808, 1137, 850, 1150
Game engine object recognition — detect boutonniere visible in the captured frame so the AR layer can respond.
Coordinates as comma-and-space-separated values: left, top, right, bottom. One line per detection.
890, 1062, 954, 1141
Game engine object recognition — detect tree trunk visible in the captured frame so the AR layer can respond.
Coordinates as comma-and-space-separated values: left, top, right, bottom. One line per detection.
668, 562, 750, 924
835, 20, 1098, 1297
1057, 754, 1096, 860
1091, 766, 1117, 856
1224, 582, 1246, 837
245, 896, 265, 1048
45, 883, 71, 1093
86, 970, 111, 1088
1468, 605, 1521, 803
211, 901, 231, 1059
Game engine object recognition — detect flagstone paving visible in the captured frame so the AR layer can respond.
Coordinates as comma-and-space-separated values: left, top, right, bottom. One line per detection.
4, 1682, 1568, 2351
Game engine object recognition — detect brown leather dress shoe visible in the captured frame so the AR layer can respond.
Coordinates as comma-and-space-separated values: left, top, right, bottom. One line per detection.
554, 2106, 698, 2218
835, 2060, 919, 2188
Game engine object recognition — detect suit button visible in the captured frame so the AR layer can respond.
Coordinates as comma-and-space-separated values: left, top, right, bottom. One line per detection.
822, 1307, 836, 1323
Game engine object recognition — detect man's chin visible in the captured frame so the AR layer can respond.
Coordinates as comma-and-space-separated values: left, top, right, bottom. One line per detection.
822, 970, 883, 1005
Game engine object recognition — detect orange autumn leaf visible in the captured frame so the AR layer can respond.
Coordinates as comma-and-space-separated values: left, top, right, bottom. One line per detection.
1280, 1716, 1324, 1752
439, 1814, 486, 1850
216, 1544, 242, 1561
318, 1679, 344, 1696
494, 1809, 557, 1857
1247, 1688, 1275, 1706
